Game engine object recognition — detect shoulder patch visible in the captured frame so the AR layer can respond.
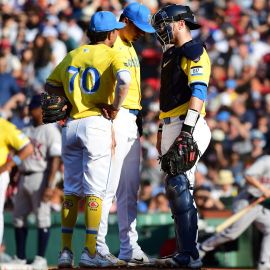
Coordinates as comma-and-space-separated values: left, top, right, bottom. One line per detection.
190, 66, 203, 76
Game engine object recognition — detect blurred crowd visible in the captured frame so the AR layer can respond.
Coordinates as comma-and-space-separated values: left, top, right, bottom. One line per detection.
0, 0, 270, 218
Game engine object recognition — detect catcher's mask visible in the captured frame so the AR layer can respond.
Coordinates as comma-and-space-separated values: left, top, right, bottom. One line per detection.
151, 4, 200, 49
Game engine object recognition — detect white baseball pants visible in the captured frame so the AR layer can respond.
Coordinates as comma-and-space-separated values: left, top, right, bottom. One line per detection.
62, 116, 113, 198
161, 116, 211, 187
97, 108, 142, 259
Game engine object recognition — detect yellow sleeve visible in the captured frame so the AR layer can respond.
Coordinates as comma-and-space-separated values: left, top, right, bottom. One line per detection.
111, 51, 130, 76
186, 49, 211, 86
5, 122, 30, 151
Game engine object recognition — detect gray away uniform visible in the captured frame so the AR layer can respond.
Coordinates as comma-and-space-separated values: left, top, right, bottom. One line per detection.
200, 155, 270, 268
13, 123, 61, 228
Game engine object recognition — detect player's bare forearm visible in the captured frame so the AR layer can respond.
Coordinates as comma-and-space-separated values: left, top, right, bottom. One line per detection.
113, 84, 129, 109
188, 96, 204, 113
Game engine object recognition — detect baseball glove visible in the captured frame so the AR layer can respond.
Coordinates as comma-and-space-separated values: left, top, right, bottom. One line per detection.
160, 131, 200, 176
41, 93, 71, 124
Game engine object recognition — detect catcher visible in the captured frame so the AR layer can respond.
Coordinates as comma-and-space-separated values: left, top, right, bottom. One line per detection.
151, 4, 212, 268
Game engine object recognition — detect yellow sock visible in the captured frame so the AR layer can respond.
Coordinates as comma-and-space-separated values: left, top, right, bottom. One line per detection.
61, 195, 80, 251
85, 195, 102, 256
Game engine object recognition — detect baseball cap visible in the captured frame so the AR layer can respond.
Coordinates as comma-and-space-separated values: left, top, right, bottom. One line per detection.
29, 95, 42, 110
89, 11, 125, 32
216, 111, 231, 122
123, 2, 155, 33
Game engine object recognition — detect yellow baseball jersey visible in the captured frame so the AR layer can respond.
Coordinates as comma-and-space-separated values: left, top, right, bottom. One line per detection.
160, 48, 211, 119
46, 44, 128, 119
113, 36, 141, 110
0, 118, 30, 166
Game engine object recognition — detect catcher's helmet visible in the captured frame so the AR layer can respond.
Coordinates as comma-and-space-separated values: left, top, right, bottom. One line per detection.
151, 4, 200, 47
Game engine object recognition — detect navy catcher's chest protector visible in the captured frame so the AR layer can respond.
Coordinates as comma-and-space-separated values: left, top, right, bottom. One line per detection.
159, 40, 204, 112
159, 47, 191, 112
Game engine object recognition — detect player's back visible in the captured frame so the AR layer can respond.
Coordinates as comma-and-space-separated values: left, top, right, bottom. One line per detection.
47, 44, 125, 119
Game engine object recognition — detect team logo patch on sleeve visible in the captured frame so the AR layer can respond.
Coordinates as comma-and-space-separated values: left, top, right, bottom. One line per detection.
190, 66, 203, 76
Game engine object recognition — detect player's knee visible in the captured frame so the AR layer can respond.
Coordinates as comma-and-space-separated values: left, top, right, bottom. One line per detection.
165, 174, 195, 215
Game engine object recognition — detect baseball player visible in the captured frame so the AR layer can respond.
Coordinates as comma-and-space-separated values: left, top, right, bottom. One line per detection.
0, 118, 33, 250
151, 4, 212, 268
198, 155, 270, 270
12, 94, 61, 270
44, 11, 131, 268
96, 2, 156, 265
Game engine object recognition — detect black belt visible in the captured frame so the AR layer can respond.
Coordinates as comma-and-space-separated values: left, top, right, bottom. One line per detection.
22, 171, 42, 176
163, 115, 186, 125
129, 109, 139, 116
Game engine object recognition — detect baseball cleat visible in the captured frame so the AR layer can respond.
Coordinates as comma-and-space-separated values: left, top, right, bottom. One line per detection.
79, 248, 122, 268
121, 251, 156, 266
98, 253, 127, 267
258, 261, 270, 270
156, 253, 202, 268
31, 255, 48, 270
57, 247, 73, 268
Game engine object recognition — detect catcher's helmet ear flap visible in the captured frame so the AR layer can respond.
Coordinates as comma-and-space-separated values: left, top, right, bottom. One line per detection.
151, 4, 200, 48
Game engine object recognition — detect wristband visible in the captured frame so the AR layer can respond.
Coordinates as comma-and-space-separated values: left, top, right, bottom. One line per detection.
184, 109, 199, 127
182, 109, 199, 134
12, 155, 22, 166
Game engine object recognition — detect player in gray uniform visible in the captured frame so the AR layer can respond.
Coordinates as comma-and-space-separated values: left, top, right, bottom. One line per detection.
198, 154, 270, 270
12, 95, 61, 270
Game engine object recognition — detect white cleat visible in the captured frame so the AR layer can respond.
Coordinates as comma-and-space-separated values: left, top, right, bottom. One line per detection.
57, 248, 73, 268
9, 255, 27, 265
31, 255, 48, 270
121, 251, 156, 266
258, 262, 270, 270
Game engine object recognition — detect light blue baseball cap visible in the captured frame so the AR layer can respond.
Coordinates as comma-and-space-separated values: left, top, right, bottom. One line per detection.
89, 11, 125, 32
123, 3, 155, 33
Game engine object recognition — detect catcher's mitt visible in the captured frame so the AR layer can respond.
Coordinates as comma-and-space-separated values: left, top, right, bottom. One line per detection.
160, 131, 200, 176
41, 93, 71, 124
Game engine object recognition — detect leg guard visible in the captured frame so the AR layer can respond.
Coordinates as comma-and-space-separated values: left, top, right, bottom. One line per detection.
165, 174, 199, 260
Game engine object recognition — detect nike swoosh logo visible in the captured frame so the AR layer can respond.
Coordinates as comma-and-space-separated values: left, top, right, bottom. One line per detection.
163, 60, 171, 68
133, 258, 144, 263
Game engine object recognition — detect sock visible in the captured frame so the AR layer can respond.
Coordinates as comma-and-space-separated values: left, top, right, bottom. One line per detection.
61, 195, 80, 251
15, 227, 28, 259
85, 195, 102, 256
37, 228, 50, 257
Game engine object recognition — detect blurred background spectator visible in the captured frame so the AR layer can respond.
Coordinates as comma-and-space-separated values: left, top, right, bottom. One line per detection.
0, 0, 270, 263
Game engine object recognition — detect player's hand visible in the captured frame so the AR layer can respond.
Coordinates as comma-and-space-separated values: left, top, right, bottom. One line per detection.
262, 188, 270, 199
43, 187, 54, 202
97, 103, 119, 120
0, 161, 13, 174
